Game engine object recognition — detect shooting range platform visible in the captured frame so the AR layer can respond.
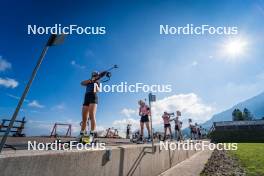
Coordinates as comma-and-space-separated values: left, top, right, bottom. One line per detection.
0, 137, 208, 176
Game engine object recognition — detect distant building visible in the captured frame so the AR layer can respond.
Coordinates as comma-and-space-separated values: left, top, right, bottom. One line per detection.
213, 120, 264, 130
210, 119, 264, 143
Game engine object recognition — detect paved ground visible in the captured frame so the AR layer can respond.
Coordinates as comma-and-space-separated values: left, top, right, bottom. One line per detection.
159, 149, 213, 176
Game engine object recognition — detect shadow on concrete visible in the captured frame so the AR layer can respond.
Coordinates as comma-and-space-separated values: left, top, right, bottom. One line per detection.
118, 147, 125, 176
168, 142, 179, 167
125, 146, 156, 176
168, 144, 172, 168
102, 149, 112, 166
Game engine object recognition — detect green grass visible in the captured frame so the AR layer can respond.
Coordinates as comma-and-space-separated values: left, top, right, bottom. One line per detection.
229, 143, 264, 176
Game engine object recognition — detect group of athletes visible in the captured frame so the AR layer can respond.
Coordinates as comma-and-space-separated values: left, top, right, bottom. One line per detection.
129, 100, 204, 142
78, 70, 204, 143
137, 100, 203, 142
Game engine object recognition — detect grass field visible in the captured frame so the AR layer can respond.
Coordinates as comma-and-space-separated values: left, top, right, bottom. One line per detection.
229, 143, 264, 176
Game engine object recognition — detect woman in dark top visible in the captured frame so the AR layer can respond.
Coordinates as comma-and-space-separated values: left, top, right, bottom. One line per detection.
79, 71, 100, 141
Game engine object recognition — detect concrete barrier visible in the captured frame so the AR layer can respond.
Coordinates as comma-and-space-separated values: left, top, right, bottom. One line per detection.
0, 142, 198, 176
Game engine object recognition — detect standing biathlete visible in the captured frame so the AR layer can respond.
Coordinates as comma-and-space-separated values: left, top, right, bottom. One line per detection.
189, 119, 197, 140
79, 71, 100, 142
138, 100, 151, 142
162, 112, 173, 141
172, 111, 183, 141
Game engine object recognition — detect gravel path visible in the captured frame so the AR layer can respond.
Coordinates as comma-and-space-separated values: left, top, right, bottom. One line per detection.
201, 149, 246, 176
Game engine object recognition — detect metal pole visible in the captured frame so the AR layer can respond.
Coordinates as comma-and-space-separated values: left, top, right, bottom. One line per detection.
0, 45, 49, 153
149, 94, 154, 153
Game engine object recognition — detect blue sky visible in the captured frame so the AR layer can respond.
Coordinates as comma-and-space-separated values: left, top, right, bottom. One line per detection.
0, 0, 264, 135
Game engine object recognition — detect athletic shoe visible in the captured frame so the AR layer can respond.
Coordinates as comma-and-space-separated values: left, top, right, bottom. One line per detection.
89, 132, 94, 143
81, 131, 95, 144
81, 135, 91, 144
137, 136, 143, 143
147, 137, 152, 142
77, 131, 87, 142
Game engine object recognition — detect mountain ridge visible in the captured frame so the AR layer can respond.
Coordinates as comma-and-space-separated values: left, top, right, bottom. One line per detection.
202, 91, 264, 128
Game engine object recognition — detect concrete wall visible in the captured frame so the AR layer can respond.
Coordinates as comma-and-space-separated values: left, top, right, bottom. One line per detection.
0, 143, 198, 176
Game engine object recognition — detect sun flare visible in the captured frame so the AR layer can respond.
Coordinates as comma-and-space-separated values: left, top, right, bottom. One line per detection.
224, 39, 247, 57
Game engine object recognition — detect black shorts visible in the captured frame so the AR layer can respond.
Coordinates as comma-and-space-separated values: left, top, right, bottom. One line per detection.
164, 124, 171, 128
175, 125, 180, 131
83, 93, 98, 106
140, 115, 149, 123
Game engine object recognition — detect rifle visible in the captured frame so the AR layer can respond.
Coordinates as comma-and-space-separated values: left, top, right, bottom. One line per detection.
94, 65, 118, 83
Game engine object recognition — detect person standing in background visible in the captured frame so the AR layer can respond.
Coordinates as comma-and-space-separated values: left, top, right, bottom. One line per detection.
162, 112, 173, 141
138, 100, 151, 142
173, 111, 183, 141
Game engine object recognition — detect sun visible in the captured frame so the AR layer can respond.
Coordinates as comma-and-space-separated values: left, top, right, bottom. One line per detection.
224, 39, 247, 58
